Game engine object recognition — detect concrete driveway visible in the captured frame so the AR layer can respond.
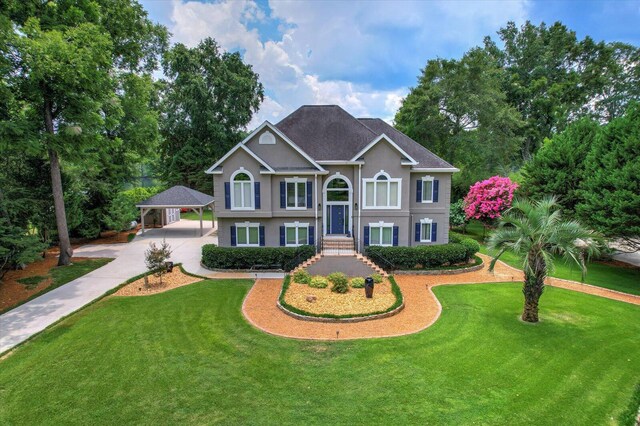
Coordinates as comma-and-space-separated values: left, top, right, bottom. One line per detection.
0, 220, 222, 354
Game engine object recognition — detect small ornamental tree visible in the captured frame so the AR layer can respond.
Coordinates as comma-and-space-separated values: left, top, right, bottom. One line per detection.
144, 240, 172, 285
464, 176, 518, 231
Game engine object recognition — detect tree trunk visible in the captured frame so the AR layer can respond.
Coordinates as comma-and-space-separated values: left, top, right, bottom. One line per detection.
521, 252, 546, 323
44, 99, 73, 266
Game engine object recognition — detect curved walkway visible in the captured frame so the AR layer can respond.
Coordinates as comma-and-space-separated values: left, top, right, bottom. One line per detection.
242, 254, 640, 341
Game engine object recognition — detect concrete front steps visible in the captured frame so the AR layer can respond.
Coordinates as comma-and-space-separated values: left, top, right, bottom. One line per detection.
291, 252, 388, 278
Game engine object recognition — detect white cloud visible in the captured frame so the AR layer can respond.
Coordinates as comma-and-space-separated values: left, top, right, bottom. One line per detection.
167, 0, 529, 127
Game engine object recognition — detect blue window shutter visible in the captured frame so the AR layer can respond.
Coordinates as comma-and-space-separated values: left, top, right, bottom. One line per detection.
224, 182, 231, 209
279, 226, 285, 246
254, 182, 261, 209
433, 180, 439, 203
280, 181, 286, 208
308, 226, 315, 245
415, 223, 421, 242
230, 226, 236, 246
393, 226, 399, 246
259, 226, 265, 246
306, 181, 312, 208
363, 226, 369, 246
431, 222, 437, 242
416, 179, 422, 202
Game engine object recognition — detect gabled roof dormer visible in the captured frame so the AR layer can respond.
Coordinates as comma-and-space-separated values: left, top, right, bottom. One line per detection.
350, 133, 418, 166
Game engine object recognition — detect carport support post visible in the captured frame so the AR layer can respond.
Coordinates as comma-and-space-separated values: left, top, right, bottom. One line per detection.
140, 208, 145, 233
210, 205, 214, 229
199, 207, 203, 237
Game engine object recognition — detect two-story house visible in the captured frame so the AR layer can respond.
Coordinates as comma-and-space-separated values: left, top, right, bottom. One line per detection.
206, 105, 457, 252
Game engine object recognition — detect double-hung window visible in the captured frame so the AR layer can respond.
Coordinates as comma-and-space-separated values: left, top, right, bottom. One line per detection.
420, 218, 433, 242
363, 171, 401, 209
236, 223, 260, 246
285, 222, 309, 246
369, 223, 394, 246
231, 170, 254, 209
421, 176, 434, 203
286, 178, 307, 209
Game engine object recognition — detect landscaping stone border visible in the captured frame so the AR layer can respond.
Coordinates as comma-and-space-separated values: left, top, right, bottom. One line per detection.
199, 262, 284, 273
394, 260, 484, 276
276, 300, 405, 323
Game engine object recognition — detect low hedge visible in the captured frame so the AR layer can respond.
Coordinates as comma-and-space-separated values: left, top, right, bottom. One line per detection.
201, 244, 315, 271
365, 234, 480, 270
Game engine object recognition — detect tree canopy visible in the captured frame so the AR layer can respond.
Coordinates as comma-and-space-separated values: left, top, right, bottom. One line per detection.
159, 38, 264, 193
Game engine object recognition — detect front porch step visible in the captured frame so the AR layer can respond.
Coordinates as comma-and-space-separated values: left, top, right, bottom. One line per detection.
322, 236, 355, 255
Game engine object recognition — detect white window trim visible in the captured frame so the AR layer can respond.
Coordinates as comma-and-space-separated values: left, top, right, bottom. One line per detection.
362, 170, 401, 210
284, 221, 309, 247
421, 175, 434, 204
369, 221, 394, 247
284, 177, 308, 210
230, 168, 255, 211
259, 130, 276, 145
235, 221, 260, 247
420, 218, 433, 243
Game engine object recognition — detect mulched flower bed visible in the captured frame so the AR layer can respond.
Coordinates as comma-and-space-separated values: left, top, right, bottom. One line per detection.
113, 268, 203, 297
283, 278, 396, 316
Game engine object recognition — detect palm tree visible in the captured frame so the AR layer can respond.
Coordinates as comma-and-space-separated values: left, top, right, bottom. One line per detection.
488, 197, 602, 323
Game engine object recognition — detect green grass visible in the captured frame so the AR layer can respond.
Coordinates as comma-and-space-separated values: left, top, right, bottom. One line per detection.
459, 220, 640, 296
16, 275, 47, 288
181, 210, 215, 221
0, 258, 114, 315
1, 280, 638, 425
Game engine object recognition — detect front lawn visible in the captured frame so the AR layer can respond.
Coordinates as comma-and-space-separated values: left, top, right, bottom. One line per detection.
459, 220, 640, 296
0, 280, 638, 424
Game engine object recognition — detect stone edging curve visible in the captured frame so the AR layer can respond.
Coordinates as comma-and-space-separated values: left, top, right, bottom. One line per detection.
199, 262, 284, 273
276, 300, 405, 323
394, 261, 484, 275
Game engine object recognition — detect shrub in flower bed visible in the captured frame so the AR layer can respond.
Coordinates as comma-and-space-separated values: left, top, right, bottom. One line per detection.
350, 277, 365, 288
365, 235, 479, 270
201, 244, 315, 270
371, 273, 383, 284
309, 276, 329, 288
327, 272, 349, 294
293, 269, 311, 284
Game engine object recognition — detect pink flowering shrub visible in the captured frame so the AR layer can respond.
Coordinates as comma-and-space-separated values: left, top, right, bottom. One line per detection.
464, 176, 518, 223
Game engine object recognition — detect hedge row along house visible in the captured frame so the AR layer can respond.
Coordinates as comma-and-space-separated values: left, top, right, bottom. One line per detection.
206, 105, 458, 252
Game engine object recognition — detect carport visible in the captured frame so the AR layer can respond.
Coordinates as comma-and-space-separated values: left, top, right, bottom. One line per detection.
136, 186, 215, 237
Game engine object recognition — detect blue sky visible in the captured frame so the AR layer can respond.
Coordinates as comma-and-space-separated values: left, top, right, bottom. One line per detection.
141, 0, 640, 126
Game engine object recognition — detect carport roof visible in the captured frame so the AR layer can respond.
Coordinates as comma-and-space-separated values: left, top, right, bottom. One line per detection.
136, 185, 214, 208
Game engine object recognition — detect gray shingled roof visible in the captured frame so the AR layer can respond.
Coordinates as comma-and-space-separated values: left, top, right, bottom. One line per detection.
358, 118, 455, 169
274, 105, 454, 169
136, 186, 214, 207
275, 105, 377, 161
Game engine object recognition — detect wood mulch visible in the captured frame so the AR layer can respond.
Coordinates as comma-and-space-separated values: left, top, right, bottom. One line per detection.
0, 255, 95, 313
284, 279, 395, 316
112, 268, 203, 297
242, 253, 640, 341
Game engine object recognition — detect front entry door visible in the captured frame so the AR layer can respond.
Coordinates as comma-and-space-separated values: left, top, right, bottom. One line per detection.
328, 205, 348, 234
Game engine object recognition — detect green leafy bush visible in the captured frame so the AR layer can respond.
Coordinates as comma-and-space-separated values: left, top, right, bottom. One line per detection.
104, 186, 165, 232
371, 273, 383, 284
309, 275, 328, 288
365, 235, 479, 270
449, 199, 468, 228
293, 269, 311, 284
327, 272, 349, 293
350, 277, 365, 288
201, 245, 315, 271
